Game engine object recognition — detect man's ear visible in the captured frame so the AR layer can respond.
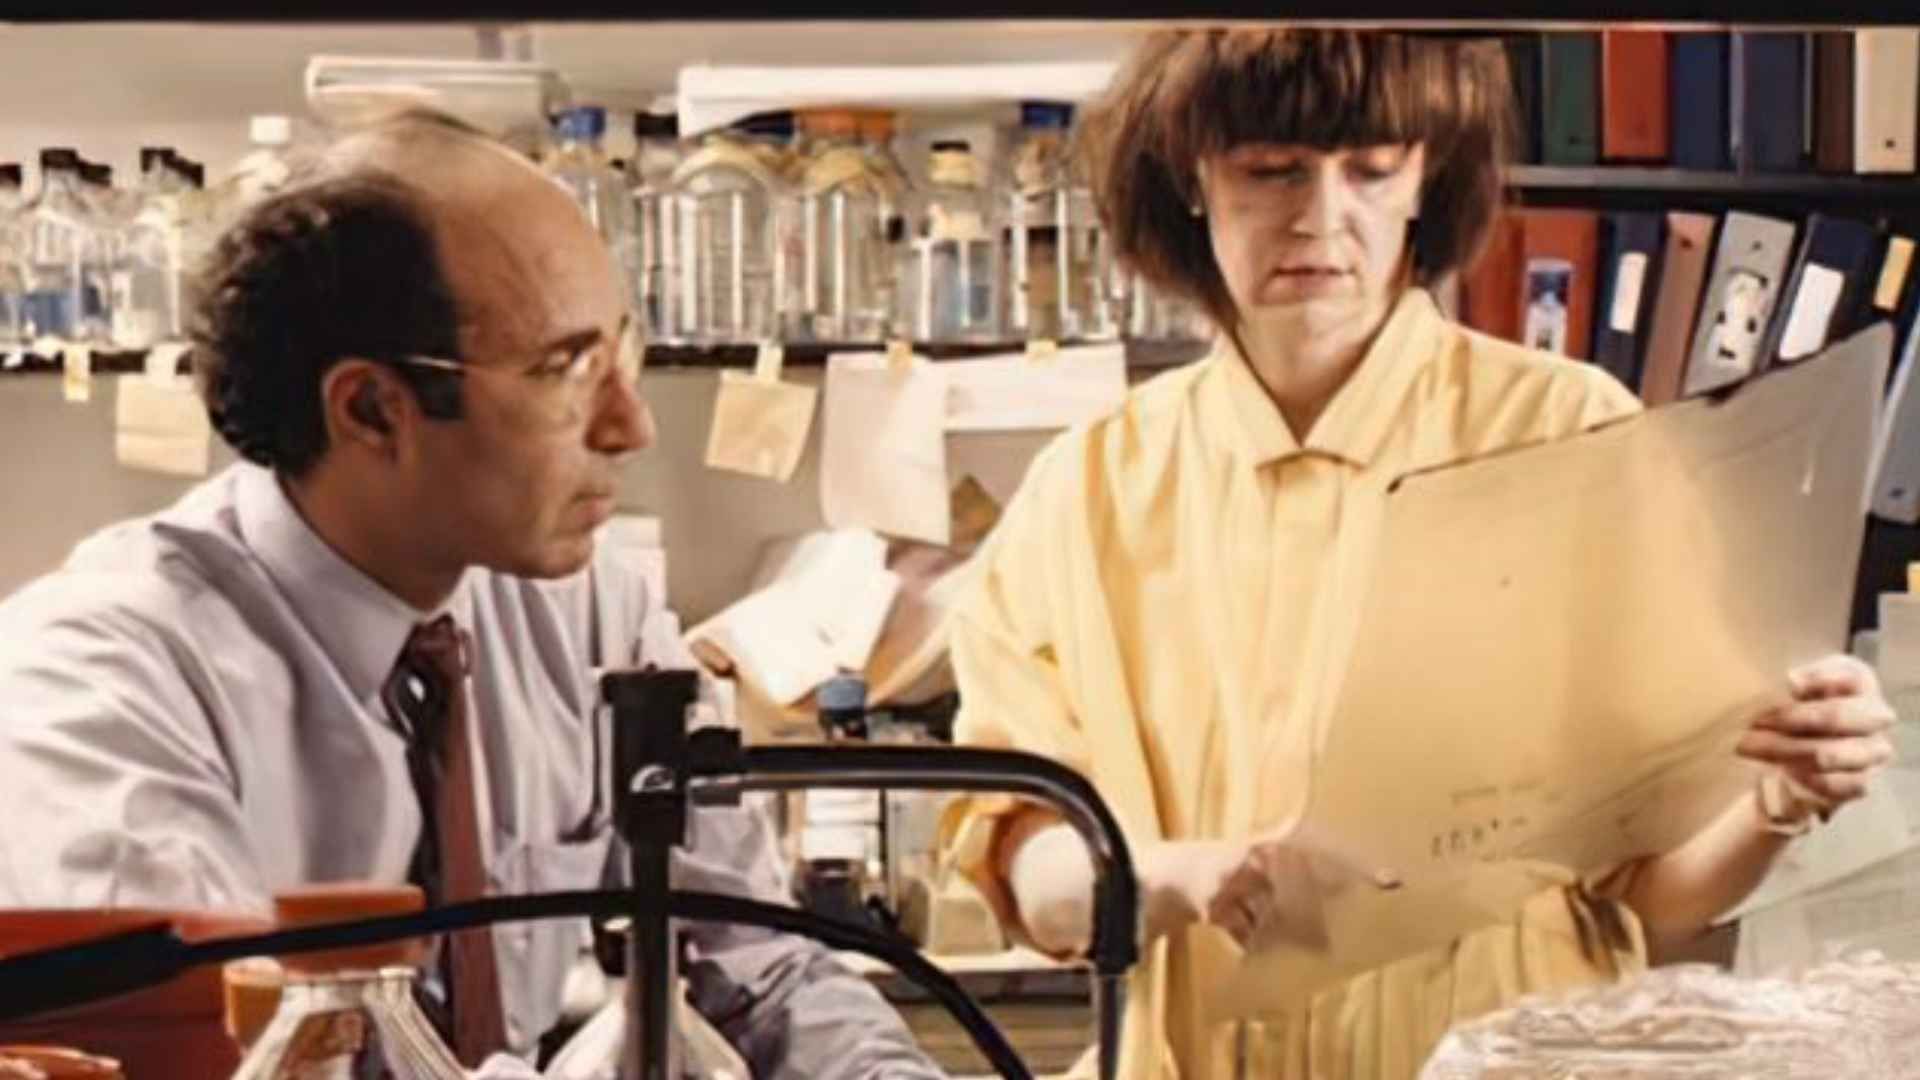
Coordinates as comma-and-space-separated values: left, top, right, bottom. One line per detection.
321, 360, 408, 456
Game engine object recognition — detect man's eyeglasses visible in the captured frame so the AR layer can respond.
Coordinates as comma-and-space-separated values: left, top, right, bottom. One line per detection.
392, 317, 643, 427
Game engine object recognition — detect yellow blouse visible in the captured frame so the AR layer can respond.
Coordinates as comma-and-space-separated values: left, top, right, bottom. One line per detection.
946, 289, 1650, 1079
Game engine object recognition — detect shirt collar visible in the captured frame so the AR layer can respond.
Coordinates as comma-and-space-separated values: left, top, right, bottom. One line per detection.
234, 464, 473, 703
1203, 287, 1442, 470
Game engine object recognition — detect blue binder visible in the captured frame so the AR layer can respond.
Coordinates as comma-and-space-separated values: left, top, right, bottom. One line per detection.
1732, 32, 1808, 172
1671, 32, 1731, 170
1591, 213, 1666, 391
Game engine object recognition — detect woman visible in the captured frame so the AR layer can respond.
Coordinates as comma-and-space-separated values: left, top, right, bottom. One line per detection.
946, 28, 1896, 1079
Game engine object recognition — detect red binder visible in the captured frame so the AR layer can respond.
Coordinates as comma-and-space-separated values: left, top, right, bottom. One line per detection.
1602, 30, 1672, 162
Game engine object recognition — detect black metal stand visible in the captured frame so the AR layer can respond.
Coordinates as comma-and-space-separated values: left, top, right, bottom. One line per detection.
602, 668, 1140, 1080
606, 668, 701, 1080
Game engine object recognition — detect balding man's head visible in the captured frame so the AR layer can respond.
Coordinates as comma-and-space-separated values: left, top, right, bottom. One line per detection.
191, 106, 621, 477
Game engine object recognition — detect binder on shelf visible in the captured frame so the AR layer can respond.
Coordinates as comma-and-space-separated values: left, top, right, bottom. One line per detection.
1639, 212, 1720, 406
1542, 32, 1601, 167
1869, 320, 1920, 524
1591, 212, 1666, 390
1504, 34, 1545, 166
1463, 214, 1526, 345
1462, 209, 1600, 361
1601, 30, 1670, 163
1671, 32, 1732, 171
1731, 32, 1808, 173
1836, 231, 1915, 345
1853, 29, 1920, 174
1813, 31, 1856, 174
1681, 211, 1799, 397
1756, 214, 1877, 370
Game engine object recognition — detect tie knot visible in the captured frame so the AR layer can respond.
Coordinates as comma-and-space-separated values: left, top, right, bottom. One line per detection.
384, 615, 471, 742
406, 614, 471, 682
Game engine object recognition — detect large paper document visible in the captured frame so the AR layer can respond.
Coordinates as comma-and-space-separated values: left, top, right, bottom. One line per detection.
818, 351, 952, 546
1219, 326, 1889, 1006
941, 343, 1128, 433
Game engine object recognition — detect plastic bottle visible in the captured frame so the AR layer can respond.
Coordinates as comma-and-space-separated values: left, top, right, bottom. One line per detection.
902, 140, 1001, 343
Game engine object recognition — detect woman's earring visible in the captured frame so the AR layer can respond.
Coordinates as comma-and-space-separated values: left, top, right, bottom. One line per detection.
1189, 204, 1204, 218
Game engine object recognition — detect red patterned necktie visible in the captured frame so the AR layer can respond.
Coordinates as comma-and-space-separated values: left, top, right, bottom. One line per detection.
383, 614, 509, 1065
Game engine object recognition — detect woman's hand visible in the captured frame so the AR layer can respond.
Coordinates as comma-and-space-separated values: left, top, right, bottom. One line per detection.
1136, 828, 1400, 949
1737, 655, 1897, 823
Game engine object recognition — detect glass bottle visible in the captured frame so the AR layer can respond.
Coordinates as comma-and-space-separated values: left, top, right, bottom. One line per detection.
109, 147, 188, 350
794, 108, 899, 344
0, 164, 24, 357
628, 110, 684, 344
211, 115, 296, 233
75, 161, 122, 346
229, 884, 463, 1080
168, 156, 214, 334
1004, 101, 1116, 343
19, 148, 103, 350
801, 674, 883, 927
859, 110, 912, 342
668, 119, 789, 345
547, 105, 639, 299
1125, 273, 1212, 344
902, 140, 1001, 343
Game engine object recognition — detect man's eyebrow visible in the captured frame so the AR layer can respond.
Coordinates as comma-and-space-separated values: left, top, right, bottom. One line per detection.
535, 314, 630, 357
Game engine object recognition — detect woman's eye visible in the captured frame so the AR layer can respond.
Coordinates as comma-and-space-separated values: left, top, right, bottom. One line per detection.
1248, 164, 1305, 182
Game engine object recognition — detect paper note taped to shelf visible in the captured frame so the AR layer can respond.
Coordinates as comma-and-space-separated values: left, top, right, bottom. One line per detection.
943, 343, 1128, 433
704, 360, 818, 482
820, 351, 951, 546
115, 373, 212, 477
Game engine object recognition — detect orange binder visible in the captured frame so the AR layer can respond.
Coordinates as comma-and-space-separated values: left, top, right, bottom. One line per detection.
1462, 209, 1601, 360
1602, 30, 1672, 162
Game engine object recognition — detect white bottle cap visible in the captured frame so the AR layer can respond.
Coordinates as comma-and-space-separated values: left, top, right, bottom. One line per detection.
250, 115, 293, 146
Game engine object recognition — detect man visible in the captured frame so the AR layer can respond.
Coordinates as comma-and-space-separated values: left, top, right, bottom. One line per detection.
0, 111, 944, 1077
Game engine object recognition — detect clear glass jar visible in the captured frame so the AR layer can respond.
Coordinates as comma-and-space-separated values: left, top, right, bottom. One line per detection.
207, 115, 297, 241
793, 108, 901, 344
1004, 102, 1117, 344
231, 967, 465, 1080
19, 148, 109, 349
166, 155, 213, 338
1124, 272, 1212, 344
668, 121, 791, 345
0, 164, 25, 355
628, 110, 685, 344
547, 106, 638, 302
901, 140, 1001, 344
108, 148, 189, 350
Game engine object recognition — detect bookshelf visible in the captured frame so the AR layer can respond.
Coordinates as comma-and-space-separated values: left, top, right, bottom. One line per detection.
1511, 165, 1920, 204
